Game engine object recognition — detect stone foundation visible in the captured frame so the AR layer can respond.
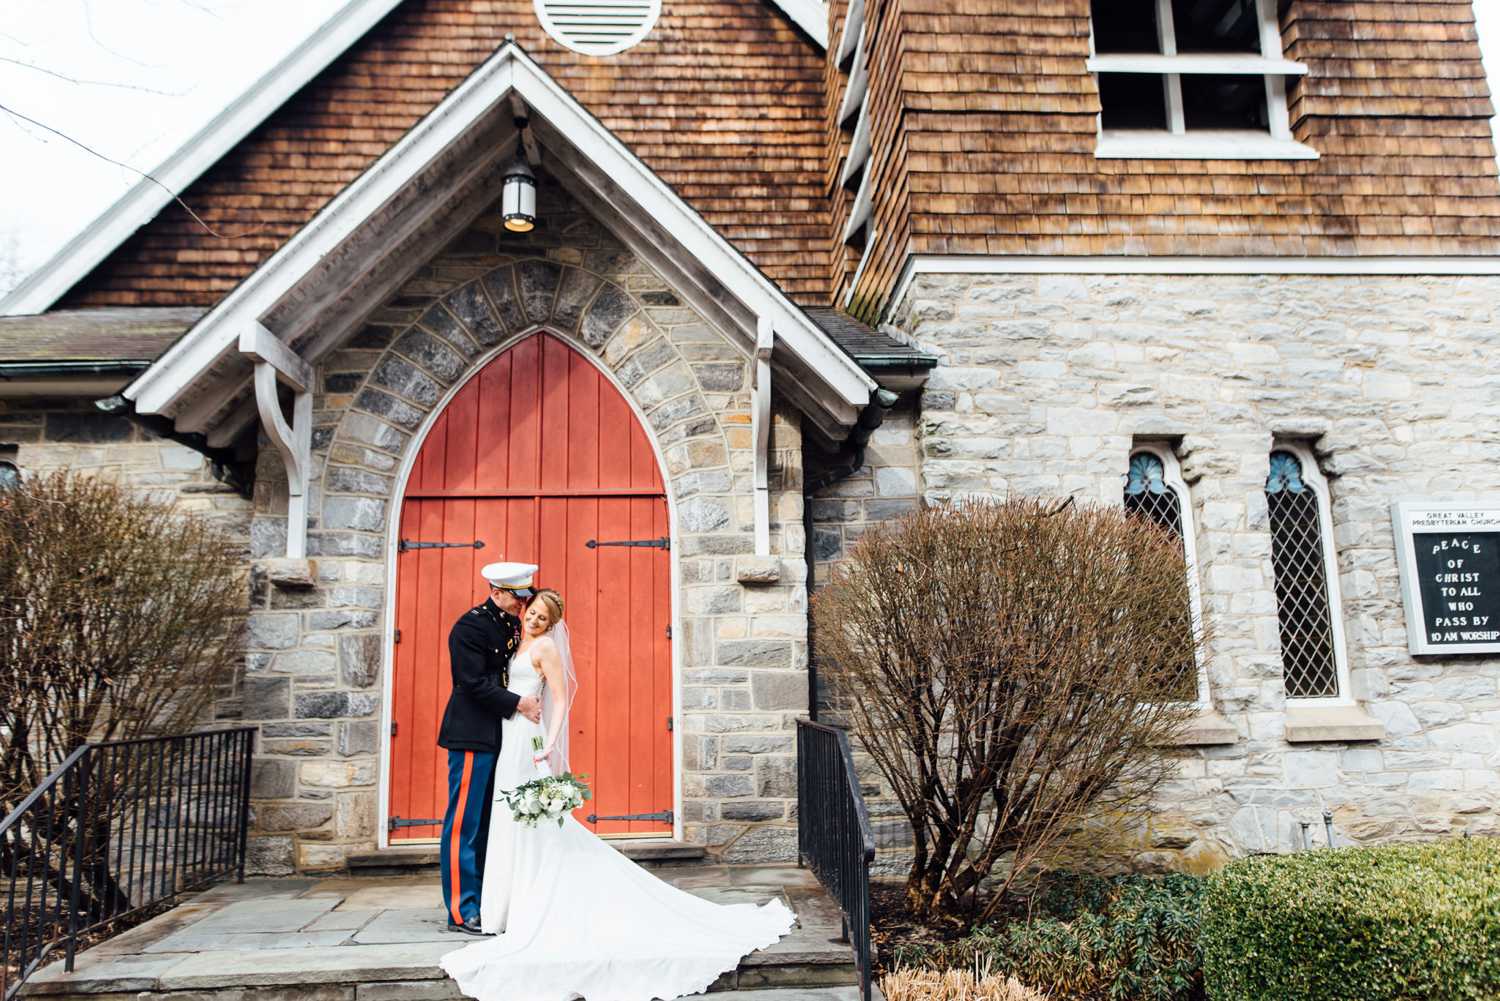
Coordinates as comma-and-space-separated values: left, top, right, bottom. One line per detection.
1, 399, 251, 528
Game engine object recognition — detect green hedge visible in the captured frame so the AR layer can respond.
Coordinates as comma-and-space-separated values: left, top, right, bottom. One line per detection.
1202, 838, 1500, 1001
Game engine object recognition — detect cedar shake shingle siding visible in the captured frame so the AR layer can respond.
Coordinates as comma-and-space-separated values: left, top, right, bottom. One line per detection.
60, 0, 831, 308
56, 0, 1500, 320
833, 0, 1500, 316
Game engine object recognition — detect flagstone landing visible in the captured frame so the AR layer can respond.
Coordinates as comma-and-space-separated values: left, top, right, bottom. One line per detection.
23, 864, 862, 1001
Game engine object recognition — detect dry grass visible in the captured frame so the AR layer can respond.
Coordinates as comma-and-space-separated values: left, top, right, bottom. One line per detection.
882, 967, 1049, 1001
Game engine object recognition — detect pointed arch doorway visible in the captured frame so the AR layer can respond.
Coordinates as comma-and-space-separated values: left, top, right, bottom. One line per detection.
385, 331, 674, 843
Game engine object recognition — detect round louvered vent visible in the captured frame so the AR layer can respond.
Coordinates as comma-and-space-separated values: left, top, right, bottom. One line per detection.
535, 0, 661, 55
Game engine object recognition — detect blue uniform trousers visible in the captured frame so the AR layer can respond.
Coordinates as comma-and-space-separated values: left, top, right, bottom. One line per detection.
440, 749, 497, 925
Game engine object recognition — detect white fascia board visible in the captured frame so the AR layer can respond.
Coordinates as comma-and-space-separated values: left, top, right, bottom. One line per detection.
126, 56, 521, 415
840, 103, 871, 187
842, 169, 873, 245
838, 40, 869, 125
127, 42, 872, 421
508, 51, 873, 404
0, 0, 407, 318
888, 255, 1500, 317
835, 0, 864, 65
770, 0, 828, 49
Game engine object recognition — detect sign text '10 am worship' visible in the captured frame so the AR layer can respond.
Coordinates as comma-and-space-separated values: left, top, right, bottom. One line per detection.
1392, 501, 1500, 656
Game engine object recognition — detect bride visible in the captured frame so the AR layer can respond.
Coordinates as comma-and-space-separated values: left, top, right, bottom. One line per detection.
440, 587, 796, 1001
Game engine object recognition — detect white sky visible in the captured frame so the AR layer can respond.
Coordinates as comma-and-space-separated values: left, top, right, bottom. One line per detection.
0, 0, 349, 293
1, 0, 1500, 298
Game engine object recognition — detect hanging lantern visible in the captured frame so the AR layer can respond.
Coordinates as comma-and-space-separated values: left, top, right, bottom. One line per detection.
502, 155, 536, 233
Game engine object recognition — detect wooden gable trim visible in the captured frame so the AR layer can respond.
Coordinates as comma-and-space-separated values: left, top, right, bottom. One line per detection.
121, 42, 872, 436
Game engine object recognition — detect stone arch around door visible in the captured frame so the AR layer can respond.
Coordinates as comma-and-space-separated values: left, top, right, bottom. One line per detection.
241, 252, 810, 870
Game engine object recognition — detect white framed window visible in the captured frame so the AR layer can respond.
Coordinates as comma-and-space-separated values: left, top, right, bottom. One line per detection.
1124, 443, 1211, 707
1087, 0, 1317, 160
1265, 442, 1353, 705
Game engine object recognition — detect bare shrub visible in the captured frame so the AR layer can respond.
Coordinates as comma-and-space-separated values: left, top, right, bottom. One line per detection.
813, 497, 1205, 925
0, 470, 247, 815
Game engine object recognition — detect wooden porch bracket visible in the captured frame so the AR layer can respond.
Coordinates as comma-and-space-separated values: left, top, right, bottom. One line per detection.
752, 314, 773, 557
241, 322, 314, 559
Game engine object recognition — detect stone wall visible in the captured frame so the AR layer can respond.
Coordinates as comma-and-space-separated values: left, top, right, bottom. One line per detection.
240, 175, 811, 873
824, 272, 1500, 869
1, 398, 251, 528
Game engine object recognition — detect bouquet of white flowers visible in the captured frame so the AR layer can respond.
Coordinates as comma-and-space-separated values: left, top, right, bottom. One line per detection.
500, 738, 592, 827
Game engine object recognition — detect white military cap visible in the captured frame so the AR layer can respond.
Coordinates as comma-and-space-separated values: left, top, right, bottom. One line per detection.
480, 561, 537, 597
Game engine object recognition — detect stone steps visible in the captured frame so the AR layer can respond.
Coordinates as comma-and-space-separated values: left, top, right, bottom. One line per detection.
25, 935, 857, 1001
346, 840, 707, 875
23, 868, 857, 1001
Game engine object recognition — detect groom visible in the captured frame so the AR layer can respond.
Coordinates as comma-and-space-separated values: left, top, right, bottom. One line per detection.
438, 560, 543, 935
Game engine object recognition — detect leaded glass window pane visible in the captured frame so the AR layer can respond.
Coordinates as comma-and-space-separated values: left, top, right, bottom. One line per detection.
1125, 451, 1197, 701
1266, 450, 1340, 699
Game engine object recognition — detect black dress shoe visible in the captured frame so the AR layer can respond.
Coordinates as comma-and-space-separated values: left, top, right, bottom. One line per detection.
446, 916, 489, 935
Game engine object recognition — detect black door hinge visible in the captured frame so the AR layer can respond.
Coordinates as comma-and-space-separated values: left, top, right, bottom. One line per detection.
390, 721, 398, 737
666, 716, 673, 732
585, 537, 670, 551
586, 809, 673, 825
388, 816, 443, 831
399, 539, 485, 553
393, 628, 401, 644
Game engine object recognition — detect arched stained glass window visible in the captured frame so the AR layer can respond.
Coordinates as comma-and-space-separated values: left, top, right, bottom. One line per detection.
1124, 445, 1203, 704
1125, 451, 1182, 538
1265, 447, 1343, 699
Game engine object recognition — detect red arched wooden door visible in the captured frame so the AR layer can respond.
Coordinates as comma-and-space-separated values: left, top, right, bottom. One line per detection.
387, 332, 673, 842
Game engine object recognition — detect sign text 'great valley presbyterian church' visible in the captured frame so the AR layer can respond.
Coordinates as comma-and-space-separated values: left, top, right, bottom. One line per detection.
1392, 501, 1500, 655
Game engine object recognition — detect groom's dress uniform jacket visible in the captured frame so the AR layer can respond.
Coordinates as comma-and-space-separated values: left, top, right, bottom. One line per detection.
438, 598, 522, 751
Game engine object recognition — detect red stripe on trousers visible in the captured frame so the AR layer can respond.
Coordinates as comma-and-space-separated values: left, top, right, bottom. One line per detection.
449, 751, 474, 925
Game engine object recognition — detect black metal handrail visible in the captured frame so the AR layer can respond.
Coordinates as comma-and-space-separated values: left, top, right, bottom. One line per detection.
1, 728, 254, 1000
797, 718, 876, 1001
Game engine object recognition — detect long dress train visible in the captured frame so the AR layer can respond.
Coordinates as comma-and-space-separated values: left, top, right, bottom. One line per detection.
440, 647, 795, 1001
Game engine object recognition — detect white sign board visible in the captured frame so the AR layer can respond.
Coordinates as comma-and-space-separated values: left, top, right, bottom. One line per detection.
1391, 500, 1500, 655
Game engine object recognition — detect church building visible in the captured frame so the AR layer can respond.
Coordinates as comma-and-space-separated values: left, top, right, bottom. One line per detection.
2, 0, 1498, 873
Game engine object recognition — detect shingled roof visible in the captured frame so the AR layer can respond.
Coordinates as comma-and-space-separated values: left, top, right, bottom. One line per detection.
8, 0, 1500, 329
805, 306, 935, 371
36, 0, 834, 312
0, 308, 201, 363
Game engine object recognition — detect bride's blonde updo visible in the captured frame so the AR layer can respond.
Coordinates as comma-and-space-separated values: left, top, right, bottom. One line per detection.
530, 588, 564, 628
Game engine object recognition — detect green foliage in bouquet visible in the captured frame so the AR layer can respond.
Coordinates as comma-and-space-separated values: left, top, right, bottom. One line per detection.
501, 738, 592, 827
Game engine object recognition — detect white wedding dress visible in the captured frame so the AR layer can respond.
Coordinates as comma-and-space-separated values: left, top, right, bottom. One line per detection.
440, 646, 796, 1001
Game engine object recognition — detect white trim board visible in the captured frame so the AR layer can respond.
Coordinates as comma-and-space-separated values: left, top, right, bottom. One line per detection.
120, 42, 873, 431
888, 255, 1500, 315
770, 0, 828, 48
0, 0, 407, 318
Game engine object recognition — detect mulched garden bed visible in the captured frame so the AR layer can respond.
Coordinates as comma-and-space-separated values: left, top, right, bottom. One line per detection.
870, 878, 1008, 973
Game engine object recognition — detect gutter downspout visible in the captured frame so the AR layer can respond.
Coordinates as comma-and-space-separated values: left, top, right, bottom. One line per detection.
803, 387, 899, 720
